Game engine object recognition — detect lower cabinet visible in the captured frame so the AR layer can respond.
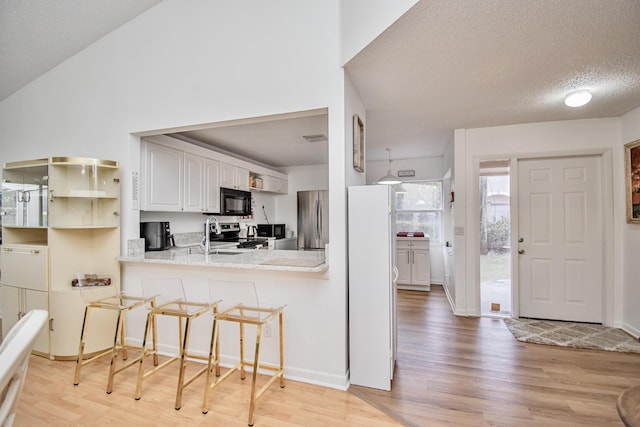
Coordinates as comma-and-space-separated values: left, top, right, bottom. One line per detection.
396, 238, 431, 291
49, 290, 117, 358
1, 285, 50, 355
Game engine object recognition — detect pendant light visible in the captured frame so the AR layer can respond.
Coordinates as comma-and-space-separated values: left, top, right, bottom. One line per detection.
377, 148, 401, 185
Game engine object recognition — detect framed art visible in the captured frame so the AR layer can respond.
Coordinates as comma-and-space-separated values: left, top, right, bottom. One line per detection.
625, 139, 640, 223
353, 114, 364, 173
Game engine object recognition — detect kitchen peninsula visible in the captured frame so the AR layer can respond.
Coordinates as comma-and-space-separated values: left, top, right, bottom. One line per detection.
119, 245, 327, 272
117, 241, 338, 389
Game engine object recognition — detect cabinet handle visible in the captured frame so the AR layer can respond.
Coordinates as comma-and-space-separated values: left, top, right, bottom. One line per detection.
113, 178, 120, 183
17, 311, 23, 320
49, 189, 55, 202
3, 247, 13, 252
49, 318, 54, 331
30, 249, 40, 254
113, 211, 120, 216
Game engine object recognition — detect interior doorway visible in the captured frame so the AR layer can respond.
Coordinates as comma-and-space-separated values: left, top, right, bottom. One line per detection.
479, 160, 511, 317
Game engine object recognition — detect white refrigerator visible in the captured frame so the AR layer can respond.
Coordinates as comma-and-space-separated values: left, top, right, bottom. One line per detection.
348, 185, 397, 391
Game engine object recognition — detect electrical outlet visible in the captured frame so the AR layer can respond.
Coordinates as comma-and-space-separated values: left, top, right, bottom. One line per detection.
264, 324, 272, 338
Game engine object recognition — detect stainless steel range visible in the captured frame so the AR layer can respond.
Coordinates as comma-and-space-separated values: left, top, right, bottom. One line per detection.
206, 221, 268, 249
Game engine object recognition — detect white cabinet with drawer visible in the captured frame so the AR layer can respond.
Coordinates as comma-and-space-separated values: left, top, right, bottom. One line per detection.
396, 238, 431, 291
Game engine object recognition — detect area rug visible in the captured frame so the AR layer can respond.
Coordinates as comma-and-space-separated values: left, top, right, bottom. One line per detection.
503, 317, 640, 353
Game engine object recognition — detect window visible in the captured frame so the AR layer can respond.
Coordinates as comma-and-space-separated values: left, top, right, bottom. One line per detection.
394, 181, 442, 244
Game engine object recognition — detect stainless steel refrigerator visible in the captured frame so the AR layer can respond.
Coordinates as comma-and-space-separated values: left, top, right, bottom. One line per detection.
297, 190, 329, 250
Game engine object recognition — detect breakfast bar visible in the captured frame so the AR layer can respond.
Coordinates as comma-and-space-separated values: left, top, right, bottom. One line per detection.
118, 246, 328, 273
117, 244, 343, 391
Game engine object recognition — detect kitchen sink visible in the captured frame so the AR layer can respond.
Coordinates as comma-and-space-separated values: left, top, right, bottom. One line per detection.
211, 250, 242, 255
185, 246, 242, 256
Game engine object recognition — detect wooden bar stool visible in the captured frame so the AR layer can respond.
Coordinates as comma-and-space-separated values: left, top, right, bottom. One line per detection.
203, 280, 285, 426
135, 277, 219, 410
73, 275, 158, 394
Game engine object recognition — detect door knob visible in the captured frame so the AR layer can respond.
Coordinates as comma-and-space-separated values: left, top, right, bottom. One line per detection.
518, 237, 524, 243
518, 249, 525, 254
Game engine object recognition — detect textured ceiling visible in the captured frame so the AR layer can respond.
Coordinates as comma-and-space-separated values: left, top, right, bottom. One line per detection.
0, 0, 162, 101
346, 0, 640, 161
1, 1, 640, 166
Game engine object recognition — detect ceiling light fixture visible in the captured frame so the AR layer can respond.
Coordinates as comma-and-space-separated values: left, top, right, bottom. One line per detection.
564, 89, 592, 107
377, 148, 401, 185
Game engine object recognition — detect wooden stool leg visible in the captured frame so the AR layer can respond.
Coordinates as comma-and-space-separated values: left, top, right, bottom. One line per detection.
106, 310, 125, 394
150, 298, 159, 366
73, 306, 91, 385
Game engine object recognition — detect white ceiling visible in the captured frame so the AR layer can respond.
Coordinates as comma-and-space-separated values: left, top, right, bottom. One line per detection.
2, 1, 640, 166
350, 0, 640, 161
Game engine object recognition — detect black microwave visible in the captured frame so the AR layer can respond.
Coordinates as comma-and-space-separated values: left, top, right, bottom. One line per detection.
257, 223, 285, 239
220, 187, 252, 216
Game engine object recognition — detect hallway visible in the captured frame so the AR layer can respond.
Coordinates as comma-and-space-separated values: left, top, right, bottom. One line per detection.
350, 286, 640, 426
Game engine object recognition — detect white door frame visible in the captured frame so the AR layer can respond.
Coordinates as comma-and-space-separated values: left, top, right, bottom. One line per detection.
471, 148, 615, 326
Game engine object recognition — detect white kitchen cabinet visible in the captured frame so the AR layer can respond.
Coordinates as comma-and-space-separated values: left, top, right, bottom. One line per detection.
265, 175, 288, 194
48, 158, 120, 227
0, 244, 50, 355
142, 141, 184, 211
220, 162, 250, 191
2, 157, 120, 360
396, 238, 431, 291
1, 285, 49, 355
143, 142, 222, 213
203, 158, 221, 213
183, 152, 204, 212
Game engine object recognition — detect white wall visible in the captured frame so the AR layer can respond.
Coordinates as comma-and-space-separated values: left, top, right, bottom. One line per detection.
340, 0, 418, 64
621, 106, 640, 336
0, 0, 359, 388
453, 118, 623, 327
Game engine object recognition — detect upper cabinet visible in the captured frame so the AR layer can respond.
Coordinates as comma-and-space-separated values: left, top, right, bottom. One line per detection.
1, 160, 49, 227
141, 136, 288, 213
203, 159, 221, 213
2, 157, 120, 229
265, 175, 288, 194
48, 157, 120, 228
141, 142, 184, 211
220, 162, 250, 191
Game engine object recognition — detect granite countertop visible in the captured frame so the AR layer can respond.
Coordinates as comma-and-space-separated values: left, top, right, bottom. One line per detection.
118, 246, 328, 273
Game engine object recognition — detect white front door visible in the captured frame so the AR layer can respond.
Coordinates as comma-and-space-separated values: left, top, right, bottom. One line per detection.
518, 155, 603, 323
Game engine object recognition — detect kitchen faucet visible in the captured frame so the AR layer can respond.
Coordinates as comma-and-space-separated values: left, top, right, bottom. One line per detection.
202, 216, 220, 254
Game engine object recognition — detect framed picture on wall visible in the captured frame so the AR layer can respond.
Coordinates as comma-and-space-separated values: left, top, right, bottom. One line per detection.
353, 114, 364, 173
625, 139, 640, 223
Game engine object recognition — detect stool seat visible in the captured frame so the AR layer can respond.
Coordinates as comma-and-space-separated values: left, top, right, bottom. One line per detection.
618, 384, 640, 427
74, 292, 157, 394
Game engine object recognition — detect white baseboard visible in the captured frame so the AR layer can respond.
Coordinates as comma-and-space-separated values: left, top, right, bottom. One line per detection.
126, 337, 349, 390
622, 323, 640, 339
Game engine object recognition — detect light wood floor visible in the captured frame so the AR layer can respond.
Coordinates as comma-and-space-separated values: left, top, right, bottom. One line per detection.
16, 352, 402, 427
14, 286, 640, 426
351, 286, 640, 426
